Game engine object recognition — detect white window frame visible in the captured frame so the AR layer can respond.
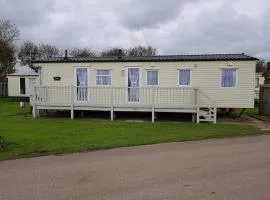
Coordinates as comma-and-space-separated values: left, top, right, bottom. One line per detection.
96, 69, 112, 86
255, 77, 259, 88
73, 66, 90, 86
146, 69, 159, 86
125, 66, 142, 88
178, 69, 192, 87
220, 68, 238, 88
125, 66, 142, 104
73, 66, 90, 102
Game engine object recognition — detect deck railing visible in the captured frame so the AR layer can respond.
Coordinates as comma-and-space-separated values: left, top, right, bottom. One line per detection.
32, 86, 197, 108
31, 86, 217, 123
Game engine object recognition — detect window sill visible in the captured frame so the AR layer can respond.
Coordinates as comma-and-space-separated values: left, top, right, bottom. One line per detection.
95, 85, 112, 87
220, 87, 238, 89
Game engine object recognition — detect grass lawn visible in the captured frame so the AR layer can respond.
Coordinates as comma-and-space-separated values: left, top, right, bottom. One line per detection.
244, 107, 259, 116
242, 107, 270, 123
0, 98, 262, 161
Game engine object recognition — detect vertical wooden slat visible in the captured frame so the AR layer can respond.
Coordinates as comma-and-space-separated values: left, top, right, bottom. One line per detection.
32, 86, 36, 118
70, 86, 74, 119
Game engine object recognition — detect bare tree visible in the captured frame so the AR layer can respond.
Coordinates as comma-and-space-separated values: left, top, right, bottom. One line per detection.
0, 19, 19, 80
18, 41, 39, 67
127, 45, 157, 56
38, 43, 60, 59
70, 48, 96, 57
100, 46, 157, 57
0, 19, 19, 43
101, 48, 126, 57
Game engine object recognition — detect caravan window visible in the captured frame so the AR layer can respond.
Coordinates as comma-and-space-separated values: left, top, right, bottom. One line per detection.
147, 70, 158, 86
179, 69, 191, 86
221, 69, 237, 88
96, 70, 111, 86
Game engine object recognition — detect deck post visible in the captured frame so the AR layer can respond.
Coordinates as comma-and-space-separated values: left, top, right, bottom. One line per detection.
110, 107, 114, 121
32, 103, 36, 118
70, 86, 74, 119
151, 87, 156, 123
213, 106, 217, 124
151, 107, 155, 123
194, 88, 200, 124
192, 113, 196, 122
110, 87, 114, 121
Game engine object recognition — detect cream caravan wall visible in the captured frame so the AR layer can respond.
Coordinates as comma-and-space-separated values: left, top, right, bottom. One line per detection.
38, 60, 256, 108
8, 76, 38, 97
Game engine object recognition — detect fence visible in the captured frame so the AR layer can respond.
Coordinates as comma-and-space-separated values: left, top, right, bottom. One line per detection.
0, 82, 8, 97
259, 84, 270, 115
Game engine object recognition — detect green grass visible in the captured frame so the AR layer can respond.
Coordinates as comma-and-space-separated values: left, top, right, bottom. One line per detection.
0, 98, 261, 161
245, 107, 259, 116
242, 107, 270, 123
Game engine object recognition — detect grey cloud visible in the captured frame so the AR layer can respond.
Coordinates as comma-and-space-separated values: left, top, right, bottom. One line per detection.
1, 0, 270, 59
0, 0, 55, 27
117, 0, 195, 30
148, 1, 270, 58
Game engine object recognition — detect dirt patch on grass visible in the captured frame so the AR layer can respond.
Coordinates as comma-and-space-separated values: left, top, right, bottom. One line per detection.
219, 114, 270, 131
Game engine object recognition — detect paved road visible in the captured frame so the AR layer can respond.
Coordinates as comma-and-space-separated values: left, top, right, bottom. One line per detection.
1, 135, 270, 200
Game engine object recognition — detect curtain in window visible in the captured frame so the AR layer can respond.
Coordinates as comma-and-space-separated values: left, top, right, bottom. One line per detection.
221, 69, 236, 87
179, 70, 190, 85
147, 71, 158, 86
96, 70, 111, 85
77, 68, 88, 101
128, 68, 140, 102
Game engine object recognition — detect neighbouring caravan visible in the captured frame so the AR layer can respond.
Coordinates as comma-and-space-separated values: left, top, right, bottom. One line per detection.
7, 65, 39, 98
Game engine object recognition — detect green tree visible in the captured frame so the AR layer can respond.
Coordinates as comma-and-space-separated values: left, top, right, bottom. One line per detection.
0, 19, 19, 81
262, 62, 270, 84
0, 40, 16, 81
256, 59, 265, 73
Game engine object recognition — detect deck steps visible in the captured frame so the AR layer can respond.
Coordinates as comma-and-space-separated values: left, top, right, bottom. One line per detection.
199, 108, 216, 123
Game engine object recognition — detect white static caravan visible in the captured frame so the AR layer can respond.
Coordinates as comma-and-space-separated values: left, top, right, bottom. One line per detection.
7, 71, 39, 98
31, 53, 258, 123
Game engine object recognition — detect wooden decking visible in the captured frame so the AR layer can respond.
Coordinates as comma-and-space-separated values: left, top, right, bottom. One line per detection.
31, 86, 217, 123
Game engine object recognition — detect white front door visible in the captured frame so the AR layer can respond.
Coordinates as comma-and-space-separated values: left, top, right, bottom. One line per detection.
127, 68, 140, 102
76, 68, 88, 101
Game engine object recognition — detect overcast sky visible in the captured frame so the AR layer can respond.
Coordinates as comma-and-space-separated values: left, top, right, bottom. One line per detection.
1, 0, 270, 59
